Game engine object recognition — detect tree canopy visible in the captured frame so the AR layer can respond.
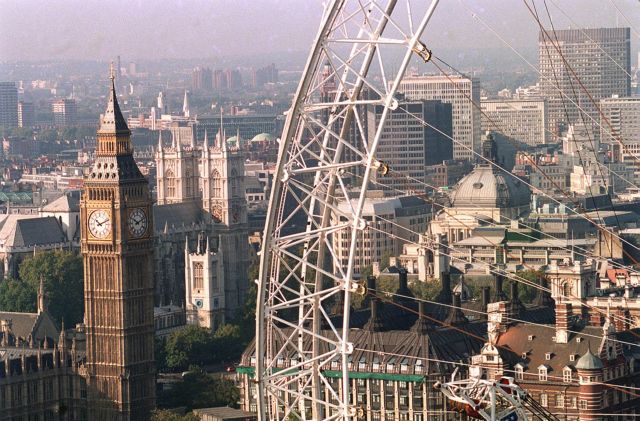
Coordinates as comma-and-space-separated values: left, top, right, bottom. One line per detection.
0, 250, 84, 326
157, 368, 239, 411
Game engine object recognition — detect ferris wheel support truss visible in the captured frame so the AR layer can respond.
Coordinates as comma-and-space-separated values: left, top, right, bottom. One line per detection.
255, 1, 440, 420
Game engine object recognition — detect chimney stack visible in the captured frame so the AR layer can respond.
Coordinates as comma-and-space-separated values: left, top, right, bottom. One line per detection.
438, 272, 452, 304
509, 282, 524, 317
482, 287, 491, 315
493, 274, 508, 302
364, 277, 384, 332
411, 301, 430, 334
444, 293, 468, 326
555, 300, 572, 344
535, 275, 554, 308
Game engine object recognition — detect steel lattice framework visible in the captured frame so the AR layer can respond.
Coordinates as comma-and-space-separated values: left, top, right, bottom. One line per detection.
255, 1, 440, 419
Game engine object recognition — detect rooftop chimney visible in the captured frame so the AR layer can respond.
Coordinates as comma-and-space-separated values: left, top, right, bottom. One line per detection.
535, 275, 554, 308
493, 274, 508, 302
555, 300, 572, 344
509, 282, 525, 317
397, 268, 411, 297
444, 293, 468, 326
437, 272, 452, 305
364, 277, 384, 332
411, 301, 430, 334
482, 286, 491, 316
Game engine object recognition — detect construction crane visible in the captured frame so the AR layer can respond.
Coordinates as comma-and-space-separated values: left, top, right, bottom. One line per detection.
434, 369, 560, 421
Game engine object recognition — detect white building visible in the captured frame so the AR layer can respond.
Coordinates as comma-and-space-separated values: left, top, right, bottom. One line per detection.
184, 233, 225, 330
480, 99, 549, 145
332, 195, 431, 277
396, 75, 481, 161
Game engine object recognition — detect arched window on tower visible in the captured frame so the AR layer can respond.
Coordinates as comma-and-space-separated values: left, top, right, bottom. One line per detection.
185, 169, 193, 197
230, 168, 239, 197
562, 282, 572, 299
166, 169, 176, 198
211, 169, 222, 198
193, 262, 204, 290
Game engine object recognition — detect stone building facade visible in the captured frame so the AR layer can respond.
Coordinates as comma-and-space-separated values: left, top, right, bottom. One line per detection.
154, 126, 249, 318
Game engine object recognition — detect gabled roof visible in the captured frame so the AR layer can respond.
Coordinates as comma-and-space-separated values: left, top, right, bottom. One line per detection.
153, 202, 206, 232
0, 216, 66, 248
41, 193, 80, 213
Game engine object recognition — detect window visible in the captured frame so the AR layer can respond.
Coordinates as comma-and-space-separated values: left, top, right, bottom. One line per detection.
569, 396, 577, 409
515, 365, 524, 380
538, 367, 548, 381
563, 368, 572, 383
166, 169, 176, 197
579, 399, 588, 410
545, 353, 552, 361
556, 394, 564, 408
540, 393, 548, 407
211, 169, 222, 198
193, 262, 204, 290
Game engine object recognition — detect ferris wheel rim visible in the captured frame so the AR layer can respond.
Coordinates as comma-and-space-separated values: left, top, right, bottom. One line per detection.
254, 1, 442, 420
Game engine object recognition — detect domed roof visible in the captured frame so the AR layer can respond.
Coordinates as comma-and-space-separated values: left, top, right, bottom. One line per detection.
251, 133, 274, 143
226, 135, 241, 147
450, 166, 530, 209
576, 347, 603, 370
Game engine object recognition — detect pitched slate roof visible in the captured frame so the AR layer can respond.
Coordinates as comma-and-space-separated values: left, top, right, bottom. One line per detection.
153, 202, 206, 233
41, 193, 80, 213
0, 216, 66, 248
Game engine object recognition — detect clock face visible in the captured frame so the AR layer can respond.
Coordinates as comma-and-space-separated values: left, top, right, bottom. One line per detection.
128, 208, 148, 238
88, 209, 112, 239
212, 204, 223, 223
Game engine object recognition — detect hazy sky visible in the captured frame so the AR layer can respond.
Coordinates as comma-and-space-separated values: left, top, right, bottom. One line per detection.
1, 0, 638, 62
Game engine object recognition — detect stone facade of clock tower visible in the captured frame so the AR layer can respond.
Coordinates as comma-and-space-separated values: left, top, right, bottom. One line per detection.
81, 72, 156, 420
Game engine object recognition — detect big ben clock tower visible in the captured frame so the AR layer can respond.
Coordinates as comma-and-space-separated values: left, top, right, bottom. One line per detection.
81, 66, 156, 420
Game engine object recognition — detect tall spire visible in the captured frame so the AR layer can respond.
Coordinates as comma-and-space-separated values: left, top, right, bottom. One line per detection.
183, 90, 190, 118
99, 62, 129, 135
37, 275, 46, 314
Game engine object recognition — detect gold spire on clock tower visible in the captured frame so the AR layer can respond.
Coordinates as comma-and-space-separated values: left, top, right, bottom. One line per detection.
81, 66, 156, 420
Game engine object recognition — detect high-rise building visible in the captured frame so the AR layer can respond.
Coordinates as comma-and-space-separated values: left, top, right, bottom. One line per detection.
367, 99, 453, 194
192, 66, 213, 90
81, 73, 156, 419
600, 96, 640, 182
396, 75, 481, 161
52, 98, 77, 126
17, 101, 35, 128
481, 98, 549, 145
0, 82, 19, 130
600, 96, 640, 148
251, 63, 278, 88
538, 27, 630, 136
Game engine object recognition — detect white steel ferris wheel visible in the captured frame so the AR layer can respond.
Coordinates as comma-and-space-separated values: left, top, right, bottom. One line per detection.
255, 1, 441, 420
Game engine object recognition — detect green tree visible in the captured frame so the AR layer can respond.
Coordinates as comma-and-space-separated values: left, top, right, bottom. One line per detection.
18, 250, 84, 326
158, 369, 240, 410
509, 269, 544, 303
213, 324, 243, 362
164, 326, 215, 371
150, 409, 199, 421
155, 338, 169, 373
0, 277, 37, 312
409, 280, 443, 301
0, 251, 83, 326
